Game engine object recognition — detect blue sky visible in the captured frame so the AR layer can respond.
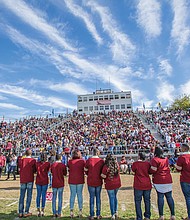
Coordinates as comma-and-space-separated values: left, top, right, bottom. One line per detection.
0, 0, 190, 120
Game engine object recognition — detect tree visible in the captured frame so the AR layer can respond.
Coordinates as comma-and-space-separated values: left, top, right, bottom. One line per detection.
170, 94, 190, 110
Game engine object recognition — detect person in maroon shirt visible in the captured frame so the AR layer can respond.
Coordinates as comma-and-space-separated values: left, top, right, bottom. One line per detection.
0, 152, 6, 178
35, 153, 50, 217
101, 154, 121, 220
132, 152, 151, 220
51, 154, 67, 218
150, 147, 175, 220
119, 156, 127, 174
68, 150, 85, 218
84, 148, 104, 220
18, 149, 36, 218
176, 143, 190, 220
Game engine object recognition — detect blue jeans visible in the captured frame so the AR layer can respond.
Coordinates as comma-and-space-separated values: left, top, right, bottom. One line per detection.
18, 182, 34, 214
181, 182, 190, 218
48, 172, 52, 188
36, 184, 48, 209
134, 189, 151, 220
88, 185, 102, 217
107, 188, 119, 216
157, 191, 175, 216
52, 187, 64, 215
69, 184, 84, 210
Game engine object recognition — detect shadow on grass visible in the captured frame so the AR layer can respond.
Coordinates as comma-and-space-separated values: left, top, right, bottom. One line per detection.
119, 186, 133, 191
0, 187, 20, 190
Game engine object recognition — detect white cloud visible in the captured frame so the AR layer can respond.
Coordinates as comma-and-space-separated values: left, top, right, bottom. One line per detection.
63, 0, 103, 45
86, 1, 136, 64
158, 59, 173, 78
0, 84, 76, 109
180, 80, 190, 95
1, 0, 75, 51
171, 0, 190, 55
0, 103, 24, 110
136, 0, 162, 38
156, 81, 175, 104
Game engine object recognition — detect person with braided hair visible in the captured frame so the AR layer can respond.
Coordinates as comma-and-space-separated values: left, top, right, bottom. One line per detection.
101, 154, 121, 220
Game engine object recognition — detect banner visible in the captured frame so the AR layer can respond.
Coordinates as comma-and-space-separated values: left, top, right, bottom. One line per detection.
97, 100, 111, 105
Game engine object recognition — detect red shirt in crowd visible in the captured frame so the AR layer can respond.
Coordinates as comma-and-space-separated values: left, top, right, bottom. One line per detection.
150, 157, 172, 184
51, 161, 67, 188
36, 161, 50, 185
84, 156, 104, 187
19, 157, 36, 184
0, 155, 6, 167
176, 153, 190, 183
132, 160, 152, 190
68, 159, 85, 185
101, 164, 121, 190
120, 158, 127, 165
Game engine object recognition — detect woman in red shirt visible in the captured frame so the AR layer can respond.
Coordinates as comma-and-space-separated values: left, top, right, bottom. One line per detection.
101, 154, 121, 220
68, 150, 85, 218
35, 153, 50, 217
150, 147, 175, 220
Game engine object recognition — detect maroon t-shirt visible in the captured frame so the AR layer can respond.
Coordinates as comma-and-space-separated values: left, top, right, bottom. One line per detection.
85, 157, 104, 187
36, 161, 50, 185
150, 157, 172, 184
68, 159, 85, 184
102, 164, 121, 190
177, 154, 190, 183
132, 160, 152, 190
20, 157, 36, 184
51, 161, 67, 188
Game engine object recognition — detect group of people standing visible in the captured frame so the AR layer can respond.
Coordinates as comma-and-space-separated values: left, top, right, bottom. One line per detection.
17, 143, 190, 220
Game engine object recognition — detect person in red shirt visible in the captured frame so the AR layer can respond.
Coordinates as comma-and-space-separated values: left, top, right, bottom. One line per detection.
18, 149, 36, 218
132, 152, 151, 220
101, 154, 121, 220
51, 154, 67, 218
150, 147, 175, 220
119, 156, 127, 174
35, 153, 50, 217
0, 152, 6, 178
84, 148, 104, 220
175, 143, 190, 220
68, 150, 85, 218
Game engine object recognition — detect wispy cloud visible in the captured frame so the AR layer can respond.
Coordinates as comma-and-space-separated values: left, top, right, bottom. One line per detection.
86, 1, 136, 64
0, 103, 24, 110
62, 0, 103, 45
156, 81, 175, 104
136, 0, 162, 38
180, 80, 190, 95
171, 0, 190, 55
1, 0, 75, 51
0, 84, 76, 109
158, 59, 173, 78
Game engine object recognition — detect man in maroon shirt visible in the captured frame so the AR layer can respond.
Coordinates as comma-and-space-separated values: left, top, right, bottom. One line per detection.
84, 148, 104, 220
176, 143, 190, 220
18, 150, 36, 218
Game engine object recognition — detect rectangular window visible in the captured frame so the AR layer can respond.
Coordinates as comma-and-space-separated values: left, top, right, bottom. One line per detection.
94, 106, 98, 110
89, 106, 93, 111
121, 94, 125, 99
84, 107, 88, 111
127, 104, 131, 109
99, 96, 103, 100
121, 104, 125, 109
104, 95, 108, 100
109, 95, 114, 100
100, 105, 104, 110
105, 105, 109, 110
89, 96, 93, 101
115, 94, 119, 99
116, 105, 120, 109
78, 97, 82, 102
94, 96, 98, 101
78, 108, 83, 112
110, 105, 114, 110
83, 97, 87, 102
126, 93, 131, 99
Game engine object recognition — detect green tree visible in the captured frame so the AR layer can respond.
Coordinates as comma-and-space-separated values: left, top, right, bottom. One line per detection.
170, 94, 190, 110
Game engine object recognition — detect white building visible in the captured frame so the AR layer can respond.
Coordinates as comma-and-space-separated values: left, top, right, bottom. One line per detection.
77, 89, 132, 114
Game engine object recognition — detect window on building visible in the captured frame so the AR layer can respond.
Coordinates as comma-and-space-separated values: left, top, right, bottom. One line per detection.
115, 94, 119, 99
89, 96, 93, 101
99, 96, 103, 100
126, 93, 131, 99
109, 95, 114, 100
127, 104, 132, 109
89, 106, 93, 111
94, 96, 98, 101
110, 105, 114, 110
78, 97, 82, 102
104, 95, 108, 100
121, 94, 125, 99
78, 108, 83, 112
121, 104, 125, 109
83, 97, 87, 102
100, 105, 104, 110
84, 107, 88, 111
94, 106, 98, 111
105, 105, 109, 110
116, 105, 120, 109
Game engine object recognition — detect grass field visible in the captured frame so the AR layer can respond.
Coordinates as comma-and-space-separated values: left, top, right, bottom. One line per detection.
0, 173, 187, 220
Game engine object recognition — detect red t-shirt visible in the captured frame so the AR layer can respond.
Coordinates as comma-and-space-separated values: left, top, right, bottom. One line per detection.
132, 160, 152, 190
85, 157, 104, 187
68, 159, 85, 184
51, 161, 67, 188
0, 156, 6, 167
36, 161, 50, 185
20, 157, 36, 184
101, 164, 121, 190
177, 153, 190, 183
150, 157, 172, 184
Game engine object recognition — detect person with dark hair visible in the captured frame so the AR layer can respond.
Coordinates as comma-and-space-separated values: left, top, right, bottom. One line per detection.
84, 148, 104, 220
175, 143, 190, 220
48, 150, 56, 188
68, 150, 85, 218
51, 154, 67, 218
132, 152, 151, 220
101, 154, 121, 220
150, 147, 175, 220
18, 149, 36, 218
35, 153, 50, 217
0, 152, 6, 178
6, 153, 17, 180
